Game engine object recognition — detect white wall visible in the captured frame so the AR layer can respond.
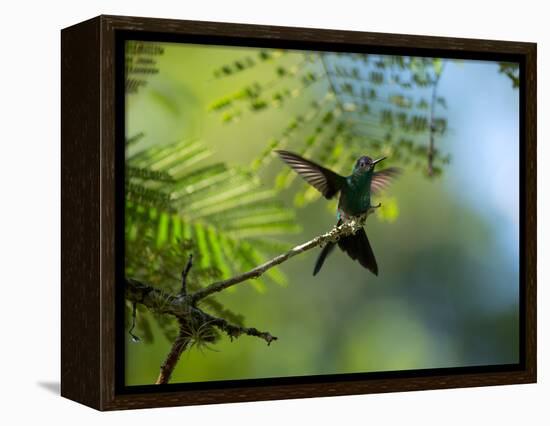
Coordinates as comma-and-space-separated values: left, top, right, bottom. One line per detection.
1, 0, 545, 424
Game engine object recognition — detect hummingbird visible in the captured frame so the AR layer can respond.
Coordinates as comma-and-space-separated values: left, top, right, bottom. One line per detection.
276, 150, 400, 276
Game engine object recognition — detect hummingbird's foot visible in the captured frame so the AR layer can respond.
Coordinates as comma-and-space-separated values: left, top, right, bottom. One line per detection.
349, 213, 368, 230
371, 202, 382, 209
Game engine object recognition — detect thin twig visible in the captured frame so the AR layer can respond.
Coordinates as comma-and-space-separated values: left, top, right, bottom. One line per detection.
198, 309, 277, 345
427, 61, 446, 176
155, 325, 189, 385
180, 254, 193, 296
128, 302, 140, 342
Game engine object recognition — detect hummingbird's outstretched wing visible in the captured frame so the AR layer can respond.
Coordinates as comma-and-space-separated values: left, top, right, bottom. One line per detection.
371, 167, 401, 194
276, 150, 346, 199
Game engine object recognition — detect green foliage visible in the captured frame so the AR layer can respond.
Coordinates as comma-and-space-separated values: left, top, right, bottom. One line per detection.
126, 136, 299, 272
498, 62, 520, 88
376, 196, 400, 223
125, 135, 299, 343
125, 41, 163, 94
210, 51, 452, 212
212, 49, 287, 78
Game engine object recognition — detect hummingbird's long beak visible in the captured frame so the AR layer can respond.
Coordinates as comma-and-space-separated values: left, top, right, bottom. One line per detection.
372, 156, 386, 165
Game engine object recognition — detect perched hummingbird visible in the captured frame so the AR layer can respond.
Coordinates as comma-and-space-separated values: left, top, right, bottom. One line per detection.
276, 150, 400, 276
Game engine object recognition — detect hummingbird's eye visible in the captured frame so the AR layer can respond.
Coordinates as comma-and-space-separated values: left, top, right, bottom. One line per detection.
356, 157, 371, 169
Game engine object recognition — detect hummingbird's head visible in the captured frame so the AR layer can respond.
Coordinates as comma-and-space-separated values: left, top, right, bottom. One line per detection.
353, 156, 386, 173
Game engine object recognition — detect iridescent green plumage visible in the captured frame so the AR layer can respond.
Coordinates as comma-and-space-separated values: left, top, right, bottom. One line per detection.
276, 150, 400, 276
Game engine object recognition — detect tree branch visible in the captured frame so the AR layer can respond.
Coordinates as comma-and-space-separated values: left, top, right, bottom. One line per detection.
427, 61, 446, 177
125, 216, 367, 311
190, 215, 367, 303
155, 324, 189, 384
198, 310, 277, 345
126, 215, 369, 384
126, 278, 185, 317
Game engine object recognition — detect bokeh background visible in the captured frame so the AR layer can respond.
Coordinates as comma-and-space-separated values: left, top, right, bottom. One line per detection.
124, 41, 519, 386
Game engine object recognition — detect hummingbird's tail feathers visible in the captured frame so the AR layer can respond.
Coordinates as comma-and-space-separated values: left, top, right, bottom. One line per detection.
338, 228, 378, 276
313, 242, 336, 276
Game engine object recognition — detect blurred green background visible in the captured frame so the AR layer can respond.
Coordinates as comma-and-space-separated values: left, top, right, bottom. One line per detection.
124, 41, 519, 385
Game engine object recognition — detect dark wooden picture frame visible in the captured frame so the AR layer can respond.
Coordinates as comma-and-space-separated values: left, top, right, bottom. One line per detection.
61, 14, 536, 411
